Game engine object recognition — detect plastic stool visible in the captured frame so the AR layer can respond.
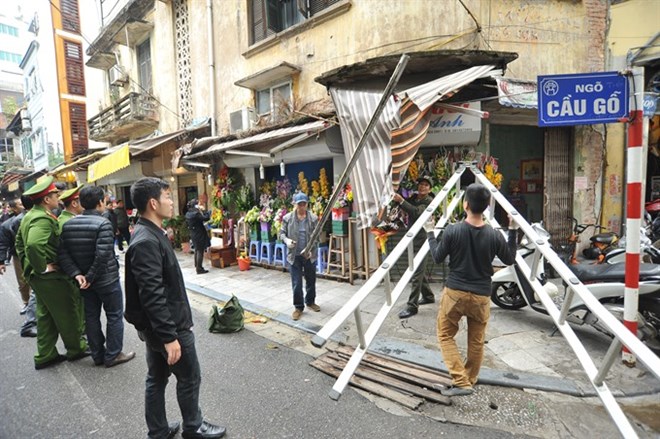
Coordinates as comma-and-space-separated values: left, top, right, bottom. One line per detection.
248, 240, 261, 262
259, 241, 275, 264
273, 242, 288, 267
317, 245, 329, 273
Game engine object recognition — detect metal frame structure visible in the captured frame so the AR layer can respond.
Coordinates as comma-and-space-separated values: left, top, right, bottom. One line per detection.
312, 163, 660, 438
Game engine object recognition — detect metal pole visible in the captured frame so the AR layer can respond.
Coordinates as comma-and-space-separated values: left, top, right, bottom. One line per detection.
302, 54, 410, 256
622, 67, 645, 366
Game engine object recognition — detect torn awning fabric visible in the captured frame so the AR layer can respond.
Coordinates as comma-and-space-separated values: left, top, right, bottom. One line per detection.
330, 64, 497, 228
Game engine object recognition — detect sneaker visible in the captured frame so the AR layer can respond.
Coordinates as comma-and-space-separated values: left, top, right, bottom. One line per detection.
292, 309, 303, 321
307, 303, 321, 312
440, 386, 474, 396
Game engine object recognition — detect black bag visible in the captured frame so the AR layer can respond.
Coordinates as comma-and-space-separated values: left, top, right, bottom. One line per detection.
208, 295, 244, 333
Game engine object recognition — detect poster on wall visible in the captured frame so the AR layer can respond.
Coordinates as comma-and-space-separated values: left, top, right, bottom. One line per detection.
520, 159, 543, 193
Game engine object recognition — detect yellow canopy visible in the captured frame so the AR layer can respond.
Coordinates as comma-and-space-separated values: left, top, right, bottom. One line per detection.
87, 145, 130, 183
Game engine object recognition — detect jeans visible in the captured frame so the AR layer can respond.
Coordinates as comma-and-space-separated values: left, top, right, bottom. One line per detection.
142, 329, 203, 438
290, 255, 316, 310
117, 227, 131, 251
437, 287, 491, 388
82, 279, 124, 365
20, 292, 37, 335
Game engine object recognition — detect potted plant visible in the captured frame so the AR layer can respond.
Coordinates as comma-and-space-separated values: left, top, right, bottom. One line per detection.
237, 251, 251, 271
178, 221, 192, 253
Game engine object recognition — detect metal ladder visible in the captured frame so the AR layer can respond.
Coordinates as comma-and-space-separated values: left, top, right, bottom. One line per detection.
311, 163, 660, 439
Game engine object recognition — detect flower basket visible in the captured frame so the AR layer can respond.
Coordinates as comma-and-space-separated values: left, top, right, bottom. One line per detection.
332, 220, 349, 236
332, 207, 350, 221
237, 257, 251, 271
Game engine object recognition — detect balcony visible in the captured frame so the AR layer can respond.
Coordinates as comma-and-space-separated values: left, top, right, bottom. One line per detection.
87, 92, 159, 143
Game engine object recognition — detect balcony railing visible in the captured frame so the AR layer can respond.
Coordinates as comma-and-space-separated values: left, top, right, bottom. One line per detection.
87, 92, 159, 143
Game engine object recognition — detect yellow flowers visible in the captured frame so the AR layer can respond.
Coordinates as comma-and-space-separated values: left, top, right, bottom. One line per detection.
408, 160, 419, 182
298, 172, 309, 195
484, 163, 503, 189
319, 168, 330, 199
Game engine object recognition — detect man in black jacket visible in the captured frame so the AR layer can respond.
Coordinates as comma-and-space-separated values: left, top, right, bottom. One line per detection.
59, 186, 135, 368
185, 199, 211, 274
125, 177, 225, 439
0, 195, 37, 337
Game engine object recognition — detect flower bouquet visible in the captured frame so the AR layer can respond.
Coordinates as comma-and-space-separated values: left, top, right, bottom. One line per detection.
271, 207, 288, 241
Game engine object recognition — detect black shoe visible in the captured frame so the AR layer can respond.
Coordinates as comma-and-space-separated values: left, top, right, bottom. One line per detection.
418, 297, 435, 305
196, 268, 209, 274
182, 420, 226, 439
68, 348, 92, 362
167, 421, 181, 439
19, 304, 28, 315
398, 307, 418, 319
20, 327, 37, 338
35, 354, 66, 370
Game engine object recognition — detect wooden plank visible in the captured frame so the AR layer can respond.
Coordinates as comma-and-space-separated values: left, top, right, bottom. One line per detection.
310, 358, 423, 410
333, 345, 452, 386
326, 351, 449, 390
318, 355, 451, 406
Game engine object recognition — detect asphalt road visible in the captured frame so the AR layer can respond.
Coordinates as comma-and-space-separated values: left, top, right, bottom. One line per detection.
0, 270, 527, 439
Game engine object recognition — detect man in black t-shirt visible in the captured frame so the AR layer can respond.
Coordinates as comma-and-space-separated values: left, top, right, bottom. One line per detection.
427, 183, 517, 396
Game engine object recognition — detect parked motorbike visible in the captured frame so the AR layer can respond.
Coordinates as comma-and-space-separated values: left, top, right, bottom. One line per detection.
491, 223, 660, 353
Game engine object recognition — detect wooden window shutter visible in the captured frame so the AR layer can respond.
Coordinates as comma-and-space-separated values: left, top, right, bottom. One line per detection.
64, 40, 85, 96
60, 0, 81, 33
69, 103, 88, 156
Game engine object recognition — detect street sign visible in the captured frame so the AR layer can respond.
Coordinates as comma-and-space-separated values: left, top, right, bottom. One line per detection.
538, 71, 628, 127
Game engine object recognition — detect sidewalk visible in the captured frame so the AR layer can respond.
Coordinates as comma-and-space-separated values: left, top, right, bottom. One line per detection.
165, 250, 659, 399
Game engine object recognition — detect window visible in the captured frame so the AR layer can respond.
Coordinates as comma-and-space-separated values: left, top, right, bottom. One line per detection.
59, 0, 80, 33
137, 39, 152, 93
0, 51, 22, 64
64, 40, 85, 95
69, 103, 88, 156
250, 0, 342, 44
0, 24, 18, 36
255, 81, 292, 121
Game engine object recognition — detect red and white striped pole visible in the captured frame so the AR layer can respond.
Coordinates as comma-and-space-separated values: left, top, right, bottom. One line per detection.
622, 67, 647, 366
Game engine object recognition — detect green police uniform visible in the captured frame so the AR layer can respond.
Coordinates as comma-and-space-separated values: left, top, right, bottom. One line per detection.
57, 186, 86, 336
15, 179, 87, 367
398, 191, 435, 311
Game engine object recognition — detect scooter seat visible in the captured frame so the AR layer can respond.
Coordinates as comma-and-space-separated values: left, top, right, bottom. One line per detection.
590, 232, 618, 245
569, 262, 660, 283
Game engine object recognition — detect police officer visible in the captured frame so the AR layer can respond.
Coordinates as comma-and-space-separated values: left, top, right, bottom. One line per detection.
57, 185, 84, 231
15, 177, 88, 370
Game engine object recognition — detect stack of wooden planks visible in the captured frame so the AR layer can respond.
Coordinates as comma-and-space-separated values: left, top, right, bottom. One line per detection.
310, 345, 453, 409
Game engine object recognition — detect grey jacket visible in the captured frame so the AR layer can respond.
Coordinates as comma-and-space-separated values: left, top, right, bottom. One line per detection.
279, 210, 319, 265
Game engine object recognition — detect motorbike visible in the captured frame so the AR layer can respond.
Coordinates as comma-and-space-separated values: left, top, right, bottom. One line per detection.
491, 223, 660, 353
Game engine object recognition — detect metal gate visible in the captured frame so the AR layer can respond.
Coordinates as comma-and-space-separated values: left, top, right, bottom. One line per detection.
544, 127, 573, 248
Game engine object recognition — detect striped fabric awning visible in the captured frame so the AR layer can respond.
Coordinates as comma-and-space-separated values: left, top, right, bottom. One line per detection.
331, 65, 497, 228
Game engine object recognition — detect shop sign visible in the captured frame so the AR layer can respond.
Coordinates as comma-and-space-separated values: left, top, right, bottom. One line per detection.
538, 71, 628, 127
421, 102, 482, 146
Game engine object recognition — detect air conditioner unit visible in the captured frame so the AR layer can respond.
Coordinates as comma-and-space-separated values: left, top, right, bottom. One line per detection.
229, 107, 257, 134
109, 65, 128, 86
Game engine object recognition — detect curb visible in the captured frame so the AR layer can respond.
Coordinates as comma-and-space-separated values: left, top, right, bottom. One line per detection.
186, 282, 621, 398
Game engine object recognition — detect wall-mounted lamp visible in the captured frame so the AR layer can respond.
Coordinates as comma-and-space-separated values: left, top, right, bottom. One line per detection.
259, 161, 265, 180
170, 176, 175, 183
280, 159, 285, 177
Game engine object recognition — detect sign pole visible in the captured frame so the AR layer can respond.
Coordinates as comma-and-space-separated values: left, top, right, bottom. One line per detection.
622, 66, 646, 366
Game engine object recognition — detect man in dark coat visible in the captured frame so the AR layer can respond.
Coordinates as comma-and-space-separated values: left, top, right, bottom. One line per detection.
114, 200, 131, 251
184, 199, 211, 274
125, 177, 225, 439
59, 186, 135, 368
394, 175, 436, 319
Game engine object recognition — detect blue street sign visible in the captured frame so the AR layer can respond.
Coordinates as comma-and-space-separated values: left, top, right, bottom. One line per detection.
538, 71, 629, 127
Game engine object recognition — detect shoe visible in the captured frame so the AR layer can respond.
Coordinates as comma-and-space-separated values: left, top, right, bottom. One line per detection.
196, 268, 209, 274
418, 297, 435, 305
35, 354, 66, 370
440, 386, 474, 396
94, 359, 104, 366
182, 420, 226, 439
20, 327, 37, 338
105, 351, 136, 368
292, 309, 303, 321
307, 303, 321, 312
19, 304, 28, 315
68, 348, 92, 362
398, 307, 418, 319
167, 421, 181, 439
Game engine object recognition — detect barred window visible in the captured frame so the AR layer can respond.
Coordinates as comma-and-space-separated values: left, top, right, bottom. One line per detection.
69, 103, 88, 156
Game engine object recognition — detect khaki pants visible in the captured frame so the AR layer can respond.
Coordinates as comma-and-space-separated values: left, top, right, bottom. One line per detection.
11, 256, 30, 305
437, 287, 491, 388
